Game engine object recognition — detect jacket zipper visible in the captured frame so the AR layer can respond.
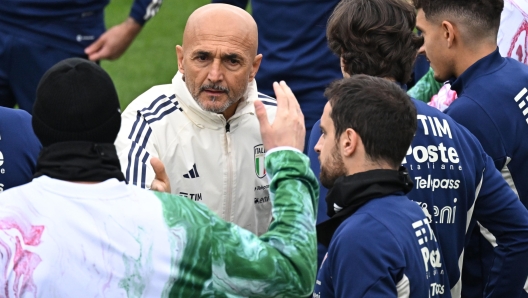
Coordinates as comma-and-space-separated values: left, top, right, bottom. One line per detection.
225, 121, 233, 223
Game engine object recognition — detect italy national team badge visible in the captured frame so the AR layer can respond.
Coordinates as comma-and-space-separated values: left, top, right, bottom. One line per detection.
254, 144, 266, 178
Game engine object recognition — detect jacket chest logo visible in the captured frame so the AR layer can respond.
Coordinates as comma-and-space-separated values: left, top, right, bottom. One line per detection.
254, 144, 266, 178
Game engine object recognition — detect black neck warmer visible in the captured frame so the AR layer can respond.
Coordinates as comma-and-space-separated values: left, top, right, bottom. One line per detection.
34, 141, 125, 182
317, 167, 413, 247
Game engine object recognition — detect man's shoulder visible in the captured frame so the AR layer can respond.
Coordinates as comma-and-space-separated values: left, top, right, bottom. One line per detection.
339, 201, 403, 237
332, 207, 403, 258
0, 182, 36, 208
124, 84, 175, 112
0, 106, 31, 125
356, 196, 428, 231
411, 97, 485, 153
461, 60, 528, 106
412, 97, 452, 119
121, 84, 188, 127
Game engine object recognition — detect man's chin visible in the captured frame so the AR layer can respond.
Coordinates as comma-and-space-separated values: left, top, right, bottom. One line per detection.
319, 174, 335, 189
431, 69, 450, 83
200, 103, 229, 113
195, 96, 229, 112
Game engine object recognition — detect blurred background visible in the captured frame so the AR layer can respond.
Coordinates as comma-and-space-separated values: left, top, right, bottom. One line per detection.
102, 0, 212, 109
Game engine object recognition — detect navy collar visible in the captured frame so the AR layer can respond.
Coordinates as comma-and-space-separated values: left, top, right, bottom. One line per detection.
449, 48, 504, 94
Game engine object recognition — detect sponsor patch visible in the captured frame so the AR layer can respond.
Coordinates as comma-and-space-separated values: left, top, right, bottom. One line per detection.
254, 144, 266, 178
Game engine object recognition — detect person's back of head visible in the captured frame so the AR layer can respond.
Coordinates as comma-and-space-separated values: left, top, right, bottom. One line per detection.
32, 58, 121, 147
326, 0, 423, 84
31, 57, 125, 182
326, 75, 417, 169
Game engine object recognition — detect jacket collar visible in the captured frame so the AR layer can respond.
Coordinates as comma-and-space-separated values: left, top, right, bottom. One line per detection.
316, 167, 414, 247
172, 71, 258, 130
449, 48, 504, 94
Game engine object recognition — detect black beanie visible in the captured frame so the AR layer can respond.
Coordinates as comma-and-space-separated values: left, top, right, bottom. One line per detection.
32, 58, 121, 147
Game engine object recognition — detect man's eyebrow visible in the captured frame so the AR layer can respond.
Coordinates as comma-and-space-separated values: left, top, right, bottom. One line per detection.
415, 25, 424, 32
223, 53, 244, 60
192, 50, 212, 56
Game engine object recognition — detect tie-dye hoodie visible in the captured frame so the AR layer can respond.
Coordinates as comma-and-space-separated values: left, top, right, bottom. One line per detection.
0, 149, 318, 297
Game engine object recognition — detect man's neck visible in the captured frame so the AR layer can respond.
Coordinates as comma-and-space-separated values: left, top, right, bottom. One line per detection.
454, 42, 497, 77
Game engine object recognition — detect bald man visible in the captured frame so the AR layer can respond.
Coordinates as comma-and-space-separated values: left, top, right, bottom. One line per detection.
115, 4, 278, 236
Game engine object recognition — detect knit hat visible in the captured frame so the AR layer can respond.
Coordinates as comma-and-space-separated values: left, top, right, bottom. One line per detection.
32, 58, 121, 147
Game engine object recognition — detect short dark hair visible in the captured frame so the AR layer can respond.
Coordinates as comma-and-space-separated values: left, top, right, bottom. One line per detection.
327, 0, 423, 84
325, 75, 417, 169
413, 0, 503, 38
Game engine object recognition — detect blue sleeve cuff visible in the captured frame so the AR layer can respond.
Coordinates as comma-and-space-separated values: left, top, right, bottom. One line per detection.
129, 0, 162, 26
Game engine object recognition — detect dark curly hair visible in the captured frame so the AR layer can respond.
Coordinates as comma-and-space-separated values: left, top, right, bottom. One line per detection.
327, 0, 423, 84
325, 75, 417, 169
413, 0, 503, 38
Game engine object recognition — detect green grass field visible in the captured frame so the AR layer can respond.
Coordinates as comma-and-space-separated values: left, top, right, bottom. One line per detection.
102, 0, 211, 109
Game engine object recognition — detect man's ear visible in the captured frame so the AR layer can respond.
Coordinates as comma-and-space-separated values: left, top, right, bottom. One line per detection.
176, 45, 184, 74
442, 21, 456, 48
341, 128, 358, 157
250, 54, 263, 81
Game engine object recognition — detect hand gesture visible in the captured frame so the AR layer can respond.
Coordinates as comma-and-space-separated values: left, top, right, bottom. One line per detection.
85, 17, 142, 61
254, 81, 305, 152
150, 157, 171, 193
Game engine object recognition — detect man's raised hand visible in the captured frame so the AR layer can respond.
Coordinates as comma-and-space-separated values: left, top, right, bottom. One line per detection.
254, 81, 305, 152
150, 157, 171, 193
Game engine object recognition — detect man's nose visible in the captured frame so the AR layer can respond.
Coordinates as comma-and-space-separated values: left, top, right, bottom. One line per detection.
207, 59, 224, 82
314, 135, 323, 154
418, 44, 426, 56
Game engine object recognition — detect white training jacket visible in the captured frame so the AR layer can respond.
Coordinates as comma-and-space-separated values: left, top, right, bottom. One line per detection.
115, 72, 277, 235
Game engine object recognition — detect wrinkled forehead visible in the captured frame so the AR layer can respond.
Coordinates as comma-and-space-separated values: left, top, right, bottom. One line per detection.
186, 28, 254, 57
183, 7, 257, 56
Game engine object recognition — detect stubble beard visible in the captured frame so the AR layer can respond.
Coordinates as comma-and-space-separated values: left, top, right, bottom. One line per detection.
320, 144, 347, 189
191, 83, 246, 113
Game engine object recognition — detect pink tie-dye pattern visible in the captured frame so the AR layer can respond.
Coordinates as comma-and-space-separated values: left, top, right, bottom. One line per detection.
0, 220, 44, 298
428, 84, 458, 112
508, 20, 528, 64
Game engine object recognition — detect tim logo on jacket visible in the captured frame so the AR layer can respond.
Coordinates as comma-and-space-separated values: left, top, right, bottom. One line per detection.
413, 217, 445, 296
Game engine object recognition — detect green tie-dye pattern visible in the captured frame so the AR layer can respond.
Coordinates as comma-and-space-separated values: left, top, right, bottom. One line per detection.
407, 67, 443, 102
154, 150, 319, 297
118, 229, 154, 298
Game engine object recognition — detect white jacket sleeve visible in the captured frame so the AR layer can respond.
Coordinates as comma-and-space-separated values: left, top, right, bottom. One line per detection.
115, 106, 157, 189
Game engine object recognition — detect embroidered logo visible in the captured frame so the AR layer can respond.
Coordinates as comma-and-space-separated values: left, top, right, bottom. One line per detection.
254, 144, 266, 178
514, 88, 528, 125
183, 163, 199, 179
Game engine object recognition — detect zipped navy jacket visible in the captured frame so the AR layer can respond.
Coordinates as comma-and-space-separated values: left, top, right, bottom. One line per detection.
446, 48, 528, 298
309, 96, 528, 298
